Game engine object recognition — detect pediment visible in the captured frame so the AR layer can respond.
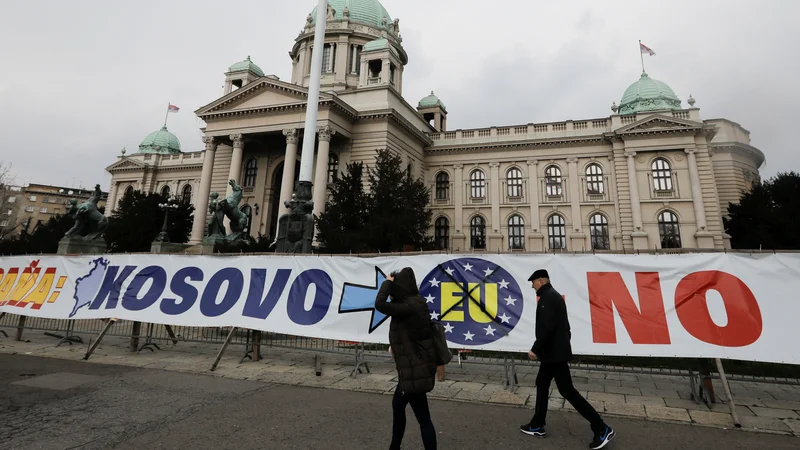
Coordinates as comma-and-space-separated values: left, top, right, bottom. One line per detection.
616, 114, 702, 134
106, 158, 146, 172
196, 78, 331, 117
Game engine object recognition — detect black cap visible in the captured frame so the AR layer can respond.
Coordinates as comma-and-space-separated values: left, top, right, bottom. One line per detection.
528, 269, 549, 282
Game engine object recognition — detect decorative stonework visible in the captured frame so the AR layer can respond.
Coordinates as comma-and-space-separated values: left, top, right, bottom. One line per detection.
317, 125, 336, 142
202, 136, 216, 151
283, 128, 299, 144
230, 134, 244, 148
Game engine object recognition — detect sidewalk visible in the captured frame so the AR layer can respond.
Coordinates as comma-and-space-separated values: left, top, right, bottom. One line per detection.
1, 330, 798, 438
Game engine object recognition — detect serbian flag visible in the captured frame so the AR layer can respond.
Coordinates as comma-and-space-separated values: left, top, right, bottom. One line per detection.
640, 42, 656, 56
168, 104, 180, 113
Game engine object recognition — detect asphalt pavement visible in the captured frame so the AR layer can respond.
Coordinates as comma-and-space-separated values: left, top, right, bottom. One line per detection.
0, 354, 796, 449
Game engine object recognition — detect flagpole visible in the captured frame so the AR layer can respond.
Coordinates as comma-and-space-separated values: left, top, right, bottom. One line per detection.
639, 40, 645, 73
163, 103, 170, 128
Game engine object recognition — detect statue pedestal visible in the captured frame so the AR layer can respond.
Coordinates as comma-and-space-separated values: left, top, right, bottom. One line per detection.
150, 241, 191, 254
57, 238, 107, 256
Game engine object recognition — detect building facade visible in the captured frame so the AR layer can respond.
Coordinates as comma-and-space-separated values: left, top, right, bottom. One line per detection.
106, 0, 764, 251
1, 184, 108, 238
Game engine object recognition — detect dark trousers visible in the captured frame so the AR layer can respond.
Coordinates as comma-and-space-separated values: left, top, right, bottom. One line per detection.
390, 384, 437, 450
530, 362, 606, 433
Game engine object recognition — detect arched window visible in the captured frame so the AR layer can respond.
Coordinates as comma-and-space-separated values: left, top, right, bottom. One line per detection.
470, 170, 486, 199
243, 158, 258, 187
508, 214, 525, 250
181, 184, 193, 204
547, 214, 566, 250
545, 166, 563, 197
589, 213, 610, 250
328, 153, 339, 183
652, 158, 673, 191
435, 217, 449, 249
585, 163, 604, 194
124, 186, 134, 198
160, 185, 171, 198
470, 215, 486, 249
658, 210, 682, 248
241, 205, 253, 235
507, 167, 523, 198
435, 172, 450, 200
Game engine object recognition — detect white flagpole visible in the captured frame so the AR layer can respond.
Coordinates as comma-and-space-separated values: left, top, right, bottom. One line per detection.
639, 40, 645, 73
163, 103, 170, 127
299, 0, 328, 183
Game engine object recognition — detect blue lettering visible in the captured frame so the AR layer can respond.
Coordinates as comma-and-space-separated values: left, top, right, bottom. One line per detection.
200, 268, 244, 317
121, 266, 167, 311
89, 265, 137, 310
242, 269, 292, 320
161, 267, 204, 315
286, 269, 333, 326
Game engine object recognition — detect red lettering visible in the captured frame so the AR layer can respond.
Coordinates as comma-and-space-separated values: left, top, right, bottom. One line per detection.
674, 271, 762, 347
588, 272, 671, 344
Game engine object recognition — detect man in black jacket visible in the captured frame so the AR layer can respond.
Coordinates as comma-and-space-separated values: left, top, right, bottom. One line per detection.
520, 269, 615, 450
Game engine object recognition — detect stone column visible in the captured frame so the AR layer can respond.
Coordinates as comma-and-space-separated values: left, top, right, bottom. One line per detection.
226, 134, 245, 196
625, 151, 649, 249
335, 37, 348, 83
105, 182, 119, 217
190, 137, 217, 244
526, 160, 544, 251
312, 125, 335, 219
567, 158, 587, 250
381, 59, 391, 84
453, 164, 466, 251
488, 162, 503, 251
686, 147, 714, 248
278, 129, 299, 217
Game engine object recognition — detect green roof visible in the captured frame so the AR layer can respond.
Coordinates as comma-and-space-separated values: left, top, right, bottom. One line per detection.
618, 72, 681, 115
418, 91, 446, 110
311, 0, 392, 29
138, 126, 181, 154
363, 37, 389, 51
229, 56, 264, 77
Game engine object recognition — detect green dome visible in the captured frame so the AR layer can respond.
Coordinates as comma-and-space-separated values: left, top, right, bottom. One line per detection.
138, 126, 181, 154
311, 0, 392, 29
418, 91, 446, 110
618, 72, 682, 115
229, 56, 264, 77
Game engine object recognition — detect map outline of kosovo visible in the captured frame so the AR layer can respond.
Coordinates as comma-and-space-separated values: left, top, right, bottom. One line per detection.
69, 257, 109, 318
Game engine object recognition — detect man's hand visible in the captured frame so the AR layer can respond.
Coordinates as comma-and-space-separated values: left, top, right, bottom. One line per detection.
528, 350, 537, 360
386, 273, 395, 282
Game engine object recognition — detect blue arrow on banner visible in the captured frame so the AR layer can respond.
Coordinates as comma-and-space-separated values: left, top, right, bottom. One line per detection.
338, 266, 390, 333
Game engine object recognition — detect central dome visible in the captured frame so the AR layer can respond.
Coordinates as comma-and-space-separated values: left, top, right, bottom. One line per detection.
618, 72, 682, 115
138, 126, 181, 154
310, 0, 392, 29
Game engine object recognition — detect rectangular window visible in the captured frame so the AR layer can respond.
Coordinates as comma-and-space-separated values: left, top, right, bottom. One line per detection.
0, 220, 8, 227
40, 207, 47, 213
7, 196, 15, 203
25, 206, 34, 212
5, 209, 11, 216
29, 195, 37, 201
321, 44, 332, 73
350, 45, 362, 74
43, 197, 51, 203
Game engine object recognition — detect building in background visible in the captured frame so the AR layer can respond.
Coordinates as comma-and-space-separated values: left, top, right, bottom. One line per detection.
105, 0, 764, 251
0, 184, 108, 238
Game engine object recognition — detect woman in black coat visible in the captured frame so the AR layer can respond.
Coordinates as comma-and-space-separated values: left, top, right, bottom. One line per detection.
375, 267, 438, 450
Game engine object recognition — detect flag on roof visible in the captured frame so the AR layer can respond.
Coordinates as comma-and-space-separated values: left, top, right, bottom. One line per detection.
168, 104, 180, 113
640, 43, 656, 56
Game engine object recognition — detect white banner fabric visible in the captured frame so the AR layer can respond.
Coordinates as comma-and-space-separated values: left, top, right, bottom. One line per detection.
1, 253, 798, 365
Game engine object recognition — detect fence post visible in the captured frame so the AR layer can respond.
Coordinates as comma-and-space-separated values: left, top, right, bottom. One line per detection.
15, 315, 26, 341
130, 322, 142, 352
715, 358, 741, 428
252, 330, 262, 362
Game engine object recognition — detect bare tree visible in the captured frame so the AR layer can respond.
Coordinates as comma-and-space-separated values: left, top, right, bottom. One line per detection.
0, 162, 18, 238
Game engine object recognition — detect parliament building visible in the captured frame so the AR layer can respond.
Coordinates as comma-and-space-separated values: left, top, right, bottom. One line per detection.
105, 0, 764, 252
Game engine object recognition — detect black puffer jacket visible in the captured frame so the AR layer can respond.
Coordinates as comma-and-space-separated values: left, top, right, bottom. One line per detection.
375, 267, 437, 394
531, 283, 573, 363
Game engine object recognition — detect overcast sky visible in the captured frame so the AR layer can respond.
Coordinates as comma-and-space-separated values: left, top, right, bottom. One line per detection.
1, 0, 797, 189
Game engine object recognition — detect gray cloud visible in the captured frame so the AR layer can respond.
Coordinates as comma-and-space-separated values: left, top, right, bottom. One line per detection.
1, 0, 797, 189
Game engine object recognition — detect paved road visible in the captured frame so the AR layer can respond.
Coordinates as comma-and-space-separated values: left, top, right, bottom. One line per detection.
0, 355, 796, 449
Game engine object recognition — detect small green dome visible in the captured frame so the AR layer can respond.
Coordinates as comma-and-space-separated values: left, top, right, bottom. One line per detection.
618, 72, 682, 115
138, 126, 181, 154
418, 91, 445, 110
311, 0, 392, 29
229, 56, 264, 77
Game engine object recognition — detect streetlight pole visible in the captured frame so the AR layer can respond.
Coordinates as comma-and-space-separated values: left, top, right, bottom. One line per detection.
276, 0, 328, 253
155, 202, 179, 243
